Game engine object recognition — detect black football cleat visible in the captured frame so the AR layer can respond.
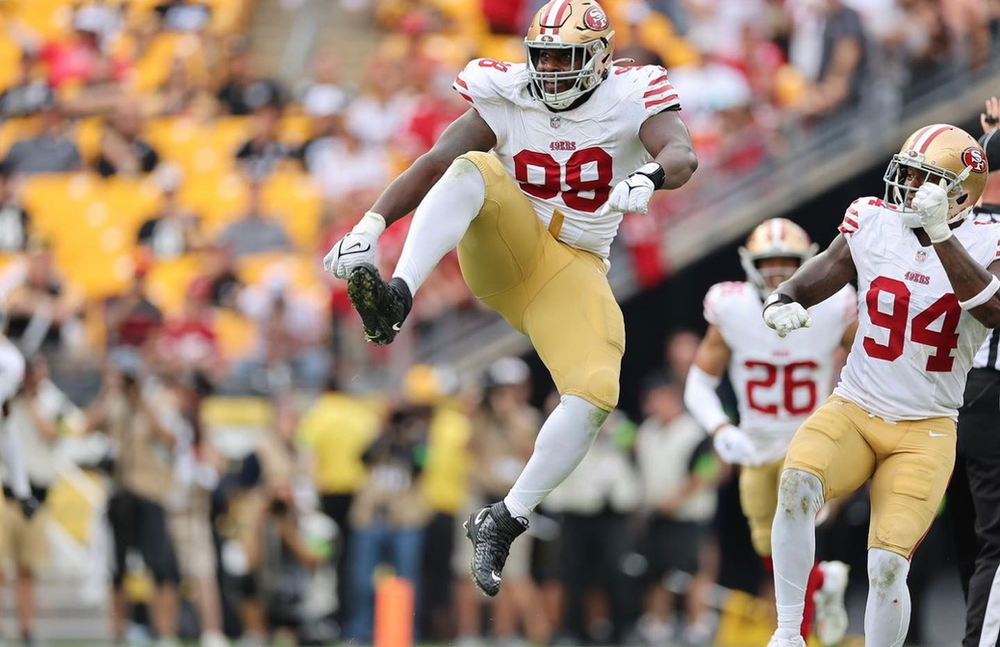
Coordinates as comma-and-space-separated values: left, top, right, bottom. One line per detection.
464, 501, 528, 597
346, 264, 412, 345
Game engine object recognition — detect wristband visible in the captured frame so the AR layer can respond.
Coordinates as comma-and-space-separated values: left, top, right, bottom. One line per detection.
959, 275, 1000, 310
352, 211, 387, 238
631, 163, 665, 190
762, 292, 794, 315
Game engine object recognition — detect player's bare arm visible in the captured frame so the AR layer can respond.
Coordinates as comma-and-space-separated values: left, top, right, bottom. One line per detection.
371, 109, 498, 227
638, 109, 698, 189
691, 325, 731, 385
927, 239, 1000, 327
776, 235, 857, 309
605, 109, 697, 215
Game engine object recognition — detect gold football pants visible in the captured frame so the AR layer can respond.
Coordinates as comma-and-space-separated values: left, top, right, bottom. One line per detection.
455, 152, 625, 411
784, 395, 955, 558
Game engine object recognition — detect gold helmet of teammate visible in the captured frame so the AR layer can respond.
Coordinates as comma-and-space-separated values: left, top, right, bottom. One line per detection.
525, 0, 615, 110
884, 124, 989, 224
739, 218, 818, 297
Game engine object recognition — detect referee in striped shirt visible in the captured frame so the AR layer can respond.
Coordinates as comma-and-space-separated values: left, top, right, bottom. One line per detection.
948, 97, 1000, 647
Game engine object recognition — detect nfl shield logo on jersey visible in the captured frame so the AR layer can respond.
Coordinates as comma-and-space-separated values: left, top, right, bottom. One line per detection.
915, 249, 927, 262
550, 116, 561, 129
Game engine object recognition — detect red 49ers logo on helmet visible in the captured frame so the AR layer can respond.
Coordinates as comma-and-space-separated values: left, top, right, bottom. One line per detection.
963, 146, 988, 174
584, 6, 609, 30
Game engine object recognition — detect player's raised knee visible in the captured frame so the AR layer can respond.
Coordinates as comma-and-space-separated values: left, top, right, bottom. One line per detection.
583, 367, 620, 412
456, 151, 503, 177
867, 548, 908, 597
778, 469, 825, 520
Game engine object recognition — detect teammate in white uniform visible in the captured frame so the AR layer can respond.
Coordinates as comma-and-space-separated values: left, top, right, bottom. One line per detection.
0, 336, 32, 518
322, 0, 698, 598
760, 124, 996, 647
685, 218, 855, 645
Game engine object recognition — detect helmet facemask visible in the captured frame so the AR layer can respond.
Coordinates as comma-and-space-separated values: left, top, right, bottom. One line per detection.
526, 38, 610, 110
883, 153, 975, 227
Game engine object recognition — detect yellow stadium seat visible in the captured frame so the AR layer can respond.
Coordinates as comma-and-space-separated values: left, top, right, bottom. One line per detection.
144, 253, 203, 316
0, 35, 22, 94
214, 307, 257, 361
132, 32, 209, 92
0, 117, 41, 158
262, 172, 322, 250
13, 0, 73, 41
73, 116, 104, 163
201, 395, 273, 429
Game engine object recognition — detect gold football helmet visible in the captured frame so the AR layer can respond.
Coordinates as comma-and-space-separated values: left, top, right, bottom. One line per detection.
739, 218, 818, 297
525, 0, 615, 109
884, 124, 989, 223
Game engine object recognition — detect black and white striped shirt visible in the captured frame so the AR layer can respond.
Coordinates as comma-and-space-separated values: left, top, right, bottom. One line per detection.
972, 204, 1000, 371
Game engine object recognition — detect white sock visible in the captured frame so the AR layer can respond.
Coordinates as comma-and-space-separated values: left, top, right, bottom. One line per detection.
864, 548, 911, 647
503, 395, 608, 518
771, 469, 825, 639
392, 157, 486, 295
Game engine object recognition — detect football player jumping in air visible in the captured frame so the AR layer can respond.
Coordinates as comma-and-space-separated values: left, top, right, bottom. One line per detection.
685, 218, 856, 645
322, 0, 697, 596
761, 124, 994, 647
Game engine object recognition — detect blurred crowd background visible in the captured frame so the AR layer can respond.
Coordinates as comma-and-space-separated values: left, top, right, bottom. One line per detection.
0, 0, 996, 645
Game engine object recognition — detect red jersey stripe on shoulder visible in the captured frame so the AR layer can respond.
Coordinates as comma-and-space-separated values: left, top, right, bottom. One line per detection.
643, 84, 675, 98
843, 216, 859, 229
455, 77, 468, 90
838, 225, 854, 237
645, 95, 679, 109
457, 92, 474, 104
648, 74, 669, 86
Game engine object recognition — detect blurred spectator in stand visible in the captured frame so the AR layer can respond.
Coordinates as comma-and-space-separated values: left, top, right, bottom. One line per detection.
95, 98, 161, 178
664, 329, 700, 385
154, 0, 213, 32
0, 356, 70, 647
345, 57, 415, 147
301, 118, 389, 207
301, 51, 349, 122
150, 58, 214, 118
0, 52, 53, 119
791, 0, 867, 121
546, 412, 642, 644
164, 375, 229, 647
943, 0, 990, 69
236, 102, 292, 178
5, 240, 85, 359
200, 243, 243, 309
634, 374, 719, 646
0, 162, 31, 253
408, 365, 472, 641
138, 165, 205, 259
39, 6, 129, 90
156, 277, 221, 381
215, 177, 292, 258
103, 261, 164, 352
345, 397, 432, 643
86, 351, 181, 647
217, 43, 284, 117
455, 358, 550, 645
235, 276, 330, 392
297, 378, 381, 635
4, 98, 82, 176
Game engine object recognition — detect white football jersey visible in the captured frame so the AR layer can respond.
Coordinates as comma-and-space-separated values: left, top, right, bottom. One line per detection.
705, 281, 855, 463
453, 59, 680, 260
835, 197, 1000, 421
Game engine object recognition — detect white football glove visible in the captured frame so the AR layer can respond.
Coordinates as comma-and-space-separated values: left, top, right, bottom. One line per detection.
763, 300, 812, 338
602, 163, 664, 216
323, 211, 386, 279
713, 424, 759, 466
911, 179, 952, 243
